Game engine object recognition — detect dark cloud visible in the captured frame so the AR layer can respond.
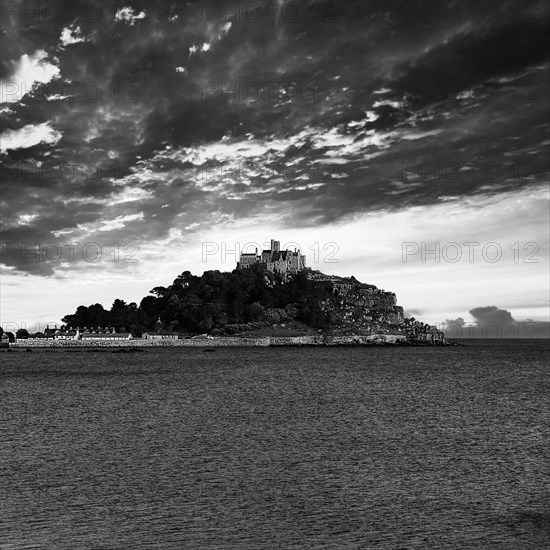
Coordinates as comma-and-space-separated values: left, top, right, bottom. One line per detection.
444, 317, 465, 327
469, 306, 515, 328
1, 0, 549, 275
442, 309, 549, 338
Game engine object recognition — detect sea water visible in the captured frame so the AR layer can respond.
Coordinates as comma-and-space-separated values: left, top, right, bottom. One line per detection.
1, 340, 548, 548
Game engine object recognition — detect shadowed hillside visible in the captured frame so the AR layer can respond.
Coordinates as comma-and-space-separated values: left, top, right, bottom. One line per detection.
62, 266, 444, 341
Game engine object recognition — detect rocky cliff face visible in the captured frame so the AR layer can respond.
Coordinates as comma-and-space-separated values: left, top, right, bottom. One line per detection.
307, 272, 445, 343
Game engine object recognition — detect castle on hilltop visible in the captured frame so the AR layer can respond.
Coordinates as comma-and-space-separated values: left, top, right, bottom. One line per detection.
237, 239, 306, 275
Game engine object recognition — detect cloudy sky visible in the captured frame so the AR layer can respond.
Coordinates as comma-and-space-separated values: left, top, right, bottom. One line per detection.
1, 0, 549, 332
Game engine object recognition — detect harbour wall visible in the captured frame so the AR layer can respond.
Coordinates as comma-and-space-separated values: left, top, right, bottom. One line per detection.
10, 334, 409, 348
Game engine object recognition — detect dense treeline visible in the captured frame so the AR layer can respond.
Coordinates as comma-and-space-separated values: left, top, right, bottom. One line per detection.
61, 299, 147, 334
62, 266, 335, 335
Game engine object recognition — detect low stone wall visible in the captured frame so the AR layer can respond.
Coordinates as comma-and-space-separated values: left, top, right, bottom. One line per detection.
323, 334, 407, 345
11, 340, 146, 348
269, 336, 322, 345
10, 333, 412, 348
268, 335, 406, 345
10, 337, 271, 348
179, 337, 270, 347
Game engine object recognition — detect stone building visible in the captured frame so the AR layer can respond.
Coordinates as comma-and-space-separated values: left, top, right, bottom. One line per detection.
237, 239, 306, 275
80, 328, 133, 340
142, 317, 178, 339
141, 331, 178, 340
54, 327, 80, 340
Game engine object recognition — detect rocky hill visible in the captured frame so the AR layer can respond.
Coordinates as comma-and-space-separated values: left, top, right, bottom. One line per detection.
62, 266, 446, 344
302, 272, 444, 343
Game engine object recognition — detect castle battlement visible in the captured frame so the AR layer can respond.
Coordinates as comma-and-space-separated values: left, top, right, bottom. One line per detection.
237, 239, 306, 275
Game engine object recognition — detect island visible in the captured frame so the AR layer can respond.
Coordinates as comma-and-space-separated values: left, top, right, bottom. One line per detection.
9, 240, 447, 348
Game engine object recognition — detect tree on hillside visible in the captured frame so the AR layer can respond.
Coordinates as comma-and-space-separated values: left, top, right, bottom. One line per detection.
61, 265, 344, 334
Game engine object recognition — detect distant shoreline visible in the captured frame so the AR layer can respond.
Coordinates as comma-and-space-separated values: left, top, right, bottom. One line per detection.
6, 334, 449, 348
